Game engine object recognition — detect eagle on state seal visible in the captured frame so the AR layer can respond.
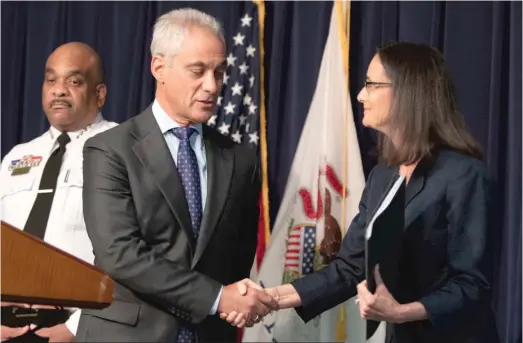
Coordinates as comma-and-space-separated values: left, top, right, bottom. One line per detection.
282, 163, 348, 284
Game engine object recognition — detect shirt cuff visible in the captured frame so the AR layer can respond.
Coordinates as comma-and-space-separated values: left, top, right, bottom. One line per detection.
209, 286, 223, 315
65, 309, 81, 336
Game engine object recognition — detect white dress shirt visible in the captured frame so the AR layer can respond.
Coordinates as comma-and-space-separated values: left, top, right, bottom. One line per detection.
0, 113, 118, 334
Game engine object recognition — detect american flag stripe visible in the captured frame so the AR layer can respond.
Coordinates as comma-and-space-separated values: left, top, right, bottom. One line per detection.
284, 225, 317, 275
285, 227, 302, 271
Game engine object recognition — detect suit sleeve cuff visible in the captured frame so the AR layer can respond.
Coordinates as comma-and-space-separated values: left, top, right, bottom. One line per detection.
418, 292, 458, 330
209, 286, 223, 315
65, 309, 81, 336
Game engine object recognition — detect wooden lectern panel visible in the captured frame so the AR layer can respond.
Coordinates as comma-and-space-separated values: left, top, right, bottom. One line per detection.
1, 221, 113, 309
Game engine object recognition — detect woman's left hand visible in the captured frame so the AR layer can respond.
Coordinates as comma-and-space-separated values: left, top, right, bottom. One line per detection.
356, 265, 403, 323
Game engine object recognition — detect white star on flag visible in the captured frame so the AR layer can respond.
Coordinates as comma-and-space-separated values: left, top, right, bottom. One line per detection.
231, 82, 243, 96
239, 62, 249, 75
248, 103, 258, 115
231, 130, 243, 143
243, 94, 252, 105
218, 122, 231, 135
239, 113, 247, 126
233, 32, 245, 46
227, 53, 237, 67
224, 101, 236, 115
249, 132, 259, 145
241, 14, 253, 27
249, 75, 255, 87
246, 45, 256, 57
207, 115, 217, 126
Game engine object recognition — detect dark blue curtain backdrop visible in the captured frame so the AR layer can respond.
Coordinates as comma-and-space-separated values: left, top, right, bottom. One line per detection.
1, 2, 520, 342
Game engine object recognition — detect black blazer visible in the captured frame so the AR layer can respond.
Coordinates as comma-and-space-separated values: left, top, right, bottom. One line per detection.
76, 106, 260, 342
292, 149, 499, 343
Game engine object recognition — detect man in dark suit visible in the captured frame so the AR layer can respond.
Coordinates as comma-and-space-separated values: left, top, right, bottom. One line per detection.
75, 8, 276, 342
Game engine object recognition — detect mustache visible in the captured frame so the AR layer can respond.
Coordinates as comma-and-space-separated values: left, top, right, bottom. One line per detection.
49, 99, 72, 108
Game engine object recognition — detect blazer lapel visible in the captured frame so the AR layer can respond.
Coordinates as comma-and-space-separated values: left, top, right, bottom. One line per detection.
404, 175, 425, 229
405, 175, 424, 207
370, 166, 425, 231
130, 108, 196, 251
192, 127, 234, 268
404, 154, 438, 229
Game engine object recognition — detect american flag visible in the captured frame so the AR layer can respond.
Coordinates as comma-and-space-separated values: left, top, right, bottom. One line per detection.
208, 2, 261, 148
284, 225, 317, 275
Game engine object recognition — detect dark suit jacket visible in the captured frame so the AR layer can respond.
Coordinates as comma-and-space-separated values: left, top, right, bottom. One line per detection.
292, 148, 500, 343
75, 106, 260, 342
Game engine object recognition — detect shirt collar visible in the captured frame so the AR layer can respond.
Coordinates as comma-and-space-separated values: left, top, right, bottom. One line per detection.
49, 112, 103, 141
152, 99, 203, 137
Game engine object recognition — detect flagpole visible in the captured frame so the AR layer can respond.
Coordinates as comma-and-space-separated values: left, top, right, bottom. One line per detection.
335, 0, 351, 341
253, 0, 271, 245
335, 0, 350, 241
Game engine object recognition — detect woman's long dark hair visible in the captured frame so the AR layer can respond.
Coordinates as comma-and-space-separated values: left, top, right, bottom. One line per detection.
376, 42, 483, 166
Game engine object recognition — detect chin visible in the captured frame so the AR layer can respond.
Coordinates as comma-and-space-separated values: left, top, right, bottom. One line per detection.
362, 118, 373, 128
191, 111, 213, 124
48, 113, 74, 126
362, 117, 385, 131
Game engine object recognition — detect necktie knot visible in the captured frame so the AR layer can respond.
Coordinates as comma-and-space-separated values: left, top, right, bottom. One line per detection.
57, 132, 71, 149
172, 127, 197, 142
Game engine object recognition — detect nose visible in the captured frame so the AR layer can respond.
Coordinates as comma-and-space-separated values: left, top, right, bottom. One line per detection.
52, 81, 70, 98
357, 86, 367, 103
202, 72, 218, 94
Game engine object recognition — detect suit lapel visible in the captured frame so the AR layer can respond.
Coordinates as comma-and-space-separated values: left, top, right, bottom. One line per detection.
130, 108, 196, 251
404, 175, 425, 229
371, 165, 426, 231
404, 154, 438, 229
192, 127, 234, 268
405, 175, 424, 207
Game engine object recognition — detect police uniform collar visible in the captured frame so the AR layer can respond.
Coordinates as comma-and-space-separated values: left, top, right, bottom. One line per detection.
49, 112, 103, 141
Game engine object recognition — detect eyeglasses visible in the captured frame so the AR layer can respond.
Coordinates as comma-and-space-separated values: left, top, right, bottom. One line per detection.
364, 81, 392, 90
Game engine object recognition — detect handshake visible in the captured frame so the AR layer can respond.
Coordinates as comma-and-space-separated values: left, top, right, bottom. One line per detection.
217, 279, 280, 328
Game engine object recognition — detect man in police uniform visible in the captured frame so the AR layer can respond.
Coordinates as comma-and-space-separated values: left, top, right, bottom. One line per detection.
0, 42, 118, 342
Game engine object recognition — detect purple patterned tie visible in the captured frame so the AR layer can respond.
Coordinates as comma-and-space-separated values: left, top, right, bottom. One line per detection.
172, 127, 201, 343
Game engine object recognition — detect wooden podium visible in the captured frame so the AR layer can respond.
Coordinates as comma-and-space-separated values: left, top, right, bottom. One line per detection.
1, 221, 113, 309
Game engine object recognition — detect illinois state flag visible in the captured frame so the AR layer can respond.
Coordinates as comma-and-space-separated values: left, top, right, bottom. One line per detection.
242, 3, 386, 343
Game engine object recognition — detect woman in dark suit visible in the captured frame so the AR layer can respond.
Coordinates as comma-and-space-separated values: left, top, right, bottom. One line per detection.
223, 42, 500, 343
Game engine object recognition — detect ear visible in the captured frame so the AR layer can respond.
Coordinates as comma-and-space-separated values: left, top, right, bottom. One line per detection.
151, 56, 167, 84
96, 83, 107, 108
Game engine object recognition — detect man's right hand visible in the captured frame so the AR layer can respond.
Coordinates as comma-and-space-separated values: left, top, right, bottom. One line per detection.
217, 279, 277, 327
1, 325, 30, 342
1, 302, 31, 341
